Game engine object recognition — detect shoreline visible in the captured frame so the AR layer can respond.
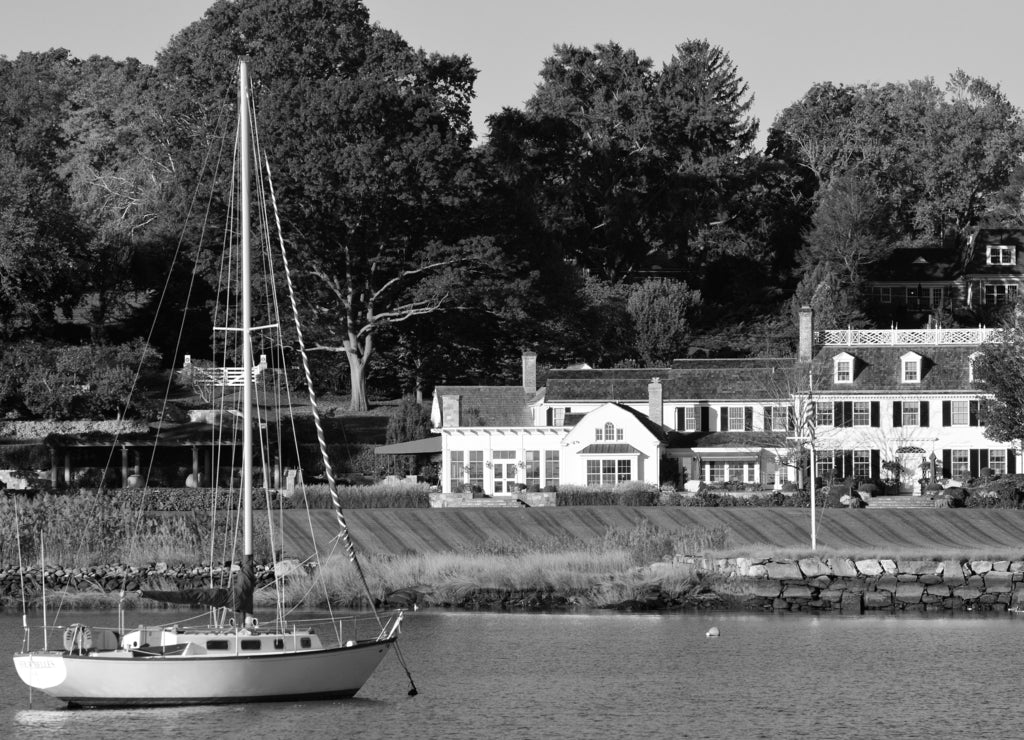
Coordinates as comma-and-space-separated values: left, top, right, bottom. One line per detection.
3, 553, 1022, 616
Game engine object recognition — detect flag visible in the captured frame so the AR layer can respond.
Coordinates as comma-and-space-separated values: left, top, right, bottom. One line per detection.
799, 369, 816, 442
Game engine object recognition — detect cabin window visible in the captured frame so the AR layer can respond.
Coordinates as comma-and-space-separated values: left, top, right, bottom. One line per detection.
683, 406, 696, 431
240, 640, 261, 651
273, 639, 284, 649
300, 637, 312, 649
815, 404, 833, 427
951, 400, 971, 426
901, 352, 922, 383
852, 401, 871, 427
902, 401, 920, 426
833, 353, 855, 383
206, 640, 229, 650
727, 407, 745, 431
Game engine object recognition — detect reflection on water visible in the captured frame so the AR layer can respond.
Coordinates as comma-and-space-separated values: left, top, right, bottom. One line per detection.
2, 609, 1023, 739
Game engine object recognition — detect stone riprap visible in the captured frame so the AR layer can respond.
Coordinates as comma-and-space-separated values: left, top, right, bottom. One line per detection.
0, 561, 282, 599
673, 556, 1024, 613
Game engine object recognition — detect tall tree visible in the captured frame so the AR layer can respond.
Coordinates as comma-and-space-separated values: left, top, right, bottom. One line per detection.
975, 304, 1024, 446
626, 278, 701, 365
155, 0, 482, 410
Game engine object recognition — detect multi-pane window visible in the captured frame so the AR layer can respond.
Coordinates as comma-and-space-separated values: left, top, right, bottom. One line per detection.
987, 245, 1015, 265
525, 451, 541, 488
708, 462, 725, 483
989, 449, 1007, 475
836, 360, 853, 383
551, 408, 565, 426
595, 422, 624, 441
683, 406, 696, 431
951, 400, 970, 426
852, 401, 871, 426
902, 401, 920, 426
879, 287, 892, 304
950, 449, 970, 478
586, 459, 631, 485
816, 404, 834, 427
768, 407, 788, 432
728, 407, 745, 431
468, 451, 484, 489
450, 451, 464, 487
544, 450, 560, 487
984, 283, 1018, 304
815, 452, 835, 481
903, 360, 919, 382
853, 450, 871, 478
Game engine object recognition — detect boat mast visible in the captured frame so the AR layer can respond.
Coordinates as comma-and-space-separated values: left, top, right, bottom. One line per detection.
239, 60, 254, 613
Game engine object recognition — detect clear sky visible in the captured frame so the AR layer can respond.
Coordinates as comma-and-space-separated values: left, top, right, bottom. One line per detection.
3, 0, 1024, 148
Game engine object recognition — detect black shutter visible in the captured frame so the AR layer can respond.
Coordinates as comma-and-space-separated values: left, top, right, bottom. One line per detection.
745, 407, 753, 431
546, 408, 554, 426
942, 401, 951, 426
870, 401, 880, 427
870, 450, 880, 479
844, 401, 854, 427
788, 406, 796, 430
841, 451, 853, 478
1010, 451, 1017, 474
920, 401, 930, 427
700, 406, 709, 432
675, 407, 684, 430
979, 449, 989, 471
970, 449, 980, 478
942, 449, 951, 478
893, 401, 903, 428
721, 407, 728, 432
834, 401, 843, 427
969, 400, 980, 427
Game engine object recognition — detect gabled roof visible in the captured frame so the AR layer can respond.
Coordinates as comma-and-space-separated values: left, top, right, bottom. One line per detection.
610, 402, 670, 443
546, 359, 796, 402
810, 345, 979, 393
433, 385, 535, 427
865, 248, 960, 283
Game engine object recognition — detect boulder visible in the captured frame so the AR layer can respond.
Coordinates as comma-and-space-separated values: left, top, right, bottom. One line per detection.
900, 560, 941, 576
863, 591, 893, 609
992, 560, 1011, 573
751, 581, 783, 598
875, 575, 899, 593
840, 591, 863, 614
819, 589, 845, 603
782, 584, 814, 600
827, 557, 859, 578
954, 587, 982, 601
798, 557, 831, 577
919, 575, 942, 586
984, 572, 1014, 594
925, 583, 951, 597
942, 561, 967, 587
895, 583, 925, 603
880, 559, 898, 574
746, 564, 769, 579
970, 560, 993, 575
765, 561, 803, 580
855, 559, 884, 576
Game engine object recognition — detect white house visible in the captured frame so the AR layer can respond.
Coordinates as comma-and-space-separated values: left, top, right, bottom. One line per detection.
431, 308, 1016, 495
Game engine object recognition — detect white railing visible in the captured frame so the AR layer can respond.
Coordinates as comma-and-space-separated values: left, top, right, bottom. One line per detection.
816, 328, 1001, 346
183, 354, 268, 387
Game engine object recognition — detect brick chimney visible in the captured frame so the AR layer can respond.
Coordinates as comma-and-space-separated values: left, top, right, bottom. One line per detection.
648, 377, 663, 427
522, 350, 537, 395
441, 394, 461, 427
798, 306, 814, 363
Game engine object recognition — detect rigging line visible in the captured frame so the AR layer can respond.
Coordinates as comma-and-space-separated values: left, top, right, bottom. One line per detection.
261, 155, 382, 628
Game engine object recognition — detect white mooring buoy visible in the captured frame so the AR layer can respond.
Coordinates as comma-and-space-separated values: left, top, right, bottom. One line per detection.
706, 626, 720, 638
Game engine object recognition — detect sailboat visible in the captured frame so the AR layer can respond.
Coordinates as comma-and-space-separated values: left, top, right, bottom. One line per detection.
13, 60, 406, 707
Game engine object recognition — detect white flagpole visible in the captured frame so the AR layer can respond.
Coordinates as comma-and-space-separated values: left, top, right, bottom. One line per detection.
808, 367, 816, 551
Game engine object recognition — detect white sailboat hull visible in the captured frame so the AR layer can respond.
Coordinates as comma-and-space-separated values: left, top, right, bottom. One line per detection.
14, 641, 395, 706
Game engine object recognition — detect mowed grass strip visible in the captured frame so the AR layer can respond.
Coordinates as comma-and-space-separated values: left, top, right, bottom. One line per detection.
281, 507, 1024, 558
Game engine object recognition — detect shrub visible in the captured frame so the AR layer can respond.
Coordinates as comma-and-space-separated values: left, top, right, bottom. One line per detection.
858, 482, 879, 496
556, 483, 660, 506
944, 487, 968, 507
780, 481, 796, 493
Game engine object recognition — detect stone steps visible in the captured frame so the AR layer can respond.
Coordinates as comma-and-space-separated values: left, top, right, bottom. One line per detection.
454, 497, 525, 508
865, 495, 941, 509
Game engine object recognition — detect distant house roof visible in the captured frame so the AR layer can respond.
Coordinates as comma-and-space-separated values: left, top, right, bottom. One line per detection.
546, 359, 796, 402
810, 345, 979, 393
865, 248, 960, 283
578, 443, 642, 455
433, 386, 535, 427
963, 228, 1024, 276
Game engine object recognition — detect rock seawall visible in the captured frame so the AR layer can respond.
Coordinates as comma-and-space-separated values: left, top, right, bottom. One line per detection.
664, 556, 1024, 613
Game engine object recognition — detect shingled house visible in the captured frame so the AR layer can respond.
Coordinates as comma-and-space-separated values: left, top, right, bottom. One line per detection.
431, 307, 1015, 496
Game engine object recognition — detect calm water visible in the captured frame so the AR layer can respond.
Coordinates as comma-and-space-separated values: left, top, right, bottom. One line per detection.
0, 608, 1021, 739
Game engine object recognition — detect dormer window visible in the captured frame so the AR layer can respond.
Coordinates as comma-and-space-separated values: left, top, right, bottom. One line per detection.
901, 351, 922, 383
833, 352, 855, 384
987, 245, 1016, 265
